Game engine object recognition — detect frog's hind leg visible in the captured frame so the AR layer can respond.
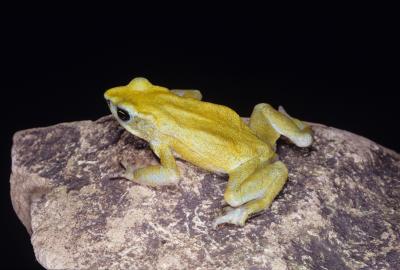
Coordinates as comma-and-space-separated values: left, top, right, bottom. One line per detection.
213, 160, 288, 228
249, 103, 313, 148
278, 105, 311, 132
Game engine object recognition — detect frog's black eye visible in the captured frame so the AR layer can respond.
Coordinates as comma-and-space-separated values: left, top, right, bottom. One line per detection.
117, 107, 130, 122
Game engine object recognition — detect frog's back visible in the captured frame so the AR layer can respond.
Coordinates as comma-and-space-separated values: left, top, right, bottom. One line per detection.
140, 91, 247, 136
139, 92, 273, 172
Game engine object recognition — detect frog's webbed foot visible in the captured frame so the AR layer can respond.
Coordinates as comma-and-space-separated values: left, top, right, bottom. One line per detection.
118, 159, 136, 180
212, 206, 248, 229
108, 159, 137, 181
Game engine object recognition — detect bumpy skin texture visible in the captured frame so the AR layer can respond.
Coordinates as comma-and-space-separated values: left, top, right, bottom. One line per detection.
104, 77, 313, 227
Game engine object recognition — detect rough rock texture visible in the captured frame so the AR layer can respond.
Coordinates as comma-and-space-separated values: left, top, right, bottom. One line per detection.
10, 115, 400, 270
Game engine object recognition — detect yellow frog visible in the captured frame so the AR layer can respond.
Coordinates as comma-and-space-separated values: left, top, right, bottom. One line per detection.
104, 77, 313, 228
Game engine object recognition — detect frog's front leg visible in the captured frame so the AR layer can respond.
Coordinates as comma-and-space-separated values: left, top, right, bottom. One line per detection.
170, 89, 202, 100
121, 142, 180, 187
213, 160, 288, 228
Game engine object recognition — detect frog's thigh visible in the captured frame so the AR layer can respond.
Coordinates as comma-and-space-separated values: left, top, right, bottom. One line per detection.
214, 161, 288, 227
242, 161, 288, 218
224, 160, 288, 207
224, 157, 260, 200
170, 89, 202, 100
249, 103, 312, 147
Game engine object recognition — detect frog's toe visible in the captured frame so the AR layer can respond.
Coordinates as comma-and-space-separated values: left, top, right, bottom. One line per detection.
116, 159, 136, 180
212, 207, 248, 229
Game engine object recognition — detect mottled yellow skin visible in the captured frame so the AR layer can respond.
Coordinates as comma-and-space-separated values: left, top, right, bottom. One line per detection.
105, 77, 313, 227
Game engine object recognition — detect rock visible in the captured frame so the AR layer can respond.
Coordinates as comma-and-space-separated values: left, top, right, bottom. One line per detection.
10, 115, 400, 270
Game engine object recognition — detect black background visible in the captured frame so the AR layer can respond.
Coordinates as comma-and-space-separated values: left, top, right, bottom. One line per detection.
1, 4, 398, 269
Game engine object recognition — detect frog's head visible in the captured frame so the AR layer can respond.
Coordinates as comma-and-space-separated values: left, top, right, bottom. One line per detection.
104, 78, 143, 124
104, 77, 161, 139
